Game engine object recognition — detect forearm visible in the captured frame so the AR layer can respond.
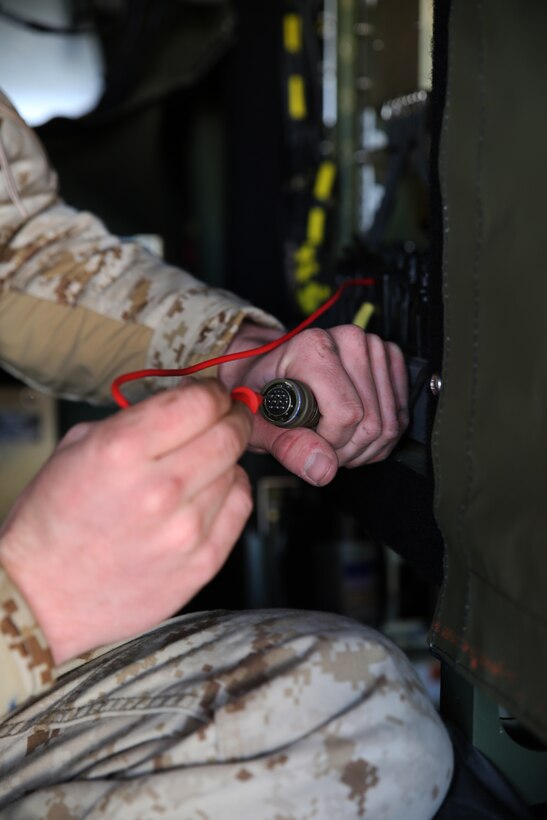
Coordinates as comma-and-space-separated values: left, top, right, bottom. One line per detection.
0, 91, 281, 404
0, 203, 281, 404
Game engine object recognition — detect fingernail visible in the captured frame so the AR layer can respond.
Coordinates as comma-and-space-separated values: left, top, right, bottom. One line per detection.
304, 452, 333, 485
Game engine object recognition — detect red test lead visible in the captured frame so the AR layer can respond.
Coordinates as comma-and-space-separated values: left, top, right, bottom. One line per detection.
230, 386, 263, 414
110, 277, 375, 409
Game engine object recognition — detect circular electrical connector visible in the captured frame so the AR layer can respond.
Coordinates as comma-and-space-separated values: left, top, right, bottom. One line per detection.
260, 378, 320, 429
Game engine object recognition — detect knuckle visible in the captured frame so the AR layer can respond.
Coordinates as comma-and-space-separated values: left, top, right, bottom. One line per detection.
93, 425, 134, 468
363, 418, 383, 440
367, 333, 388, 359
336, 399, 364, 428
336, 324, 365, 346
294, 328, 337, 358
162, 507, 203, 555
179, 509, 203, 550
142, 475, 184, 517
386, 340, 403, 359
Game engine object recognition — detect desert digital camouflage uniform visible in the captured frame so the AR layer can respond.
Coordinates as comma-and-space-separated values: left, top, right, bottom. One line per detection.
0, 92, 454, 817
0, 584, 453, 819
0, 90, 281, 402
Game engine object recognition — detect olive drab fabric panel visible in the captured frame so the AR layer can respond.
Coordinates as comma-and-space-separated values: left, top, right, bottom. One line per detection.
429, 0, 547, 742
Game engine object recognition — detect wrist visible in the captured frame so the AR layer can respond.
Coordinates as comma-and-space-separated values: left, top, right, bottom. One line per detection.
218, 322, 284, 391
0, 557, 57, 688
0, 542, 72, 665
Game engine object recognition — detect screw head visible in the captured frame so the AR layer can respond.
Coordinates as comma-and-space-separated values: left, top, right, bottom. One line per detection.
430, 373, 442, 396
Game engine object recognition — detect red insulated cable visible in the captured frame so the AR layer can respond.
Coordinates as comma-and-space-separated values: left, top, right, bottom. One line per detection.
110, 277, 374, 410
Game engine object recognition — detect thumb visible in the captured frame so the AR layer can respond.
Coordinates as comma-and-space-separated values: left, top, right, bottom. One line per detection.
254, 417, 338, 486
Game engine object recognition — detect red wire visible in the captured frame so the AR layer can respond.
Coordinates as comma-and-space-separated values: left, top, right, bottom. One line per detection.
111, 277, 374, 408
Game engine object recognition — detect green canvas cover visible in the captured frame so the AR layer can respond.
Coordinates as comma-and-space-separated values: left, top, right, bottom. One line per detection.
429, 0, 547, 743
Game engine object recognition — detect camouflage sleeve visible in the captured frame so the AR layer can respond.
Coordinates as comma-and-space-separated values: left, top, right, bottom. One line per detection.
0, 565, 55, 718
0, 91, 282, 404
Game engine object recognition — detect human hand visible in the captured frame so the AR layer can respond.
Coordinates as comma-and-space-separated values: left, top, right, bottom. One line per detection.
219, 323, 409, 486
0, 381, 253, 664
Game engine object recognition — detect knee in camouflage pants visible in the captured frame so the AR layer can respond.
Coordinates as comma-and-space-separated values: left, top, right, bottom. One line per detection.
0, 609, 453, 819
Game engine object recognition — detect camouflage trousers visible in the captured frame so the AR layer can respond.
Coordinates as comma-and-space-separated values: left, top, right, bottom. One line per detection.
0, 609, 453, 819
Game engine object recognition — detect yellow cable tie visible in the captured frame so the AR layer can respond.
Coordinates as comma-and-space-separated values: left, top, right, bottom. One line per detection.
283, 14, 302, 53
295, 259, 320, 283
297, 282, 332, 315
313, 161, 336, 201
352, 302, 375, 330
294, 243, 315, 264
307, 206, 325, 245
288, 75, 307, 120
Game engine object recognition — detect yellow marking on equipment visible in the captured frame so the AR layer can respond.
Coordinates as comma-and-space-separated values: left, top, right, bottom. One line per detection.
297, 281, 332, 314
352, 301, 375, 330
307, 207, 326, 245
294, 243, 318, 283
283, 14, 302, 53
295, 244, 315, 264
288, 75, 307, 120
295, 259, 319, 283
313, 161, 336, 201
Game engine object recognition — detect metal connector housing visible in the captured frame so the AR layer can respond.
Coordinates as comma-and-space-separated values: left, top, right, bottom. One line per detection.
260, 378, 320, 429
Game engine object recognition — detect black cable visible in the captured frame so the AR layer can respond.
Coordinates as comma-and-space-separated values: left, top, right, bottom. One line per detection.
0, 2, 94, 34
299, 0, 323, 138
